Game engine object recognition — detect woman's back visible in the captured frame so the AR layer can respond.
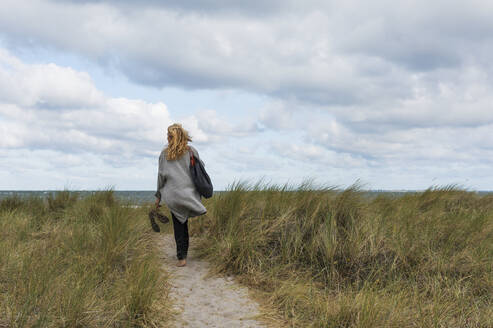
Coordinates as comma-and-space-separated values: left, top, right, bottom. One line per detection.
157, 145, 206, 223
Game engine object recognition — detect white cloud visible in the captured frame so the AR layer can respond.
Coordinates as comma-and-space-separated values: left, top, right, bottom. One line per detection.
196, 110, 260, 137
0, 49, 105, 108
0, 49, 171, 160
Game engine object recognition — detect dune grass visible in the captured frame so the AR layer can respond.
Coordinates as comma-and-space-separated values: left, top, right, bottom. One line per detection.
192, 182, 493, 327
0, 190, 171, 328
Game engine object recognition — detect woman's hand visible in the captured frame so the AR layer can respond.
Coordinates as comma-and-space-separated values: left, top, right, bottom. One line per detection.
155, 198, 161, 208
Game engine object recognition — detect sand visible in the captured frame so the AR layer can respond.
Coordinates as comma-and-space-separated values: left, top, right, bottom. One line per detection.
156, 234, 266, 328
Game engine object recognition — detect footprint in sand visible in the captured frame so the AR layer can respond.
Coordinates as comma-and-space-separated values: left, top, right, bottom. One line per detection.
156, 234, 266, 328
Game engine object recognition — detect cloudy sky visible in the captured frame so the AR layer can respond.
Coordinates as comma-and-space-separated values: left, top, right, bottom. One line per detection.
1, 0, 492, 191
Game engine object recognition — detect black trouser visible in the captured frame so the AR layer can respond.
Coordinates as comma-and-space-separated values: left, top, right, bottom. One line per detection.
172, 213, 189, 260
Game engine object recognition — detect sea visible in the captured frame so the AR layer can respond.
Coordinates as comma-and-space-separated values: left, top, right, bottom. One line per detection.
0, 190, 157, 204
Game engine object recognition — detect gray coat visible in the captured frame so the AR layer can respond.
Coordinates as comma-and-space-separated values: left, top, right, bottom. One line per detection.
155, 145, 207, 223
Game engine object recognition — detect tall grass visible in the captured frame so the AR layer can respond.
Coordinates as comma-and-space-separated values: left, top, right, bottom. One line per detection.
192, 182, 493, 327
0, 190, 171, 327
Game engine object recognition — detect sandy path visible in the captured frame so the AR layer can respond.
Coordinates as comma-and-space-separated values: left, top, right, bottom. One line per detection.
156, 234, 266, 328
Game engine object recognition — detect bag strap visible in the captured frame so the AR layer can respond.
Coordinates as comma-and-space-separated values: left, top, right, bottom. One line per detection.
188, 149, 195, 166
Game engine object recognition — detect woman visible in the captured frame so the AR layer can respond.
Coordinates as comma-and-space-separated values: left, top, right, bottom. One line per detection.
155, 123, 207, 267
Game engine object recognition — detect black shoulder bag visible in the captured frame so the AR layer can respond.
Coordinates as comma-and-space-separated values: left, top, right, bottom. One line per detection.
189, 149, 213, 198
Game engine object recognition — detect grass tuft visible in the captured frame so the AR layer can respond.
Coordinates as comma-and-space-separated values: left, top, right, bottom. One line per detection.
192, 182, 493, 327
0, 191, 171, 327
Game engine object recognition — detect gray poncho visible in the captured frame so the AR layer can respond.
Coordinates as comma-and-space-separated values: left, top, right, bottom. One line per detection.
155, 145, 207, 223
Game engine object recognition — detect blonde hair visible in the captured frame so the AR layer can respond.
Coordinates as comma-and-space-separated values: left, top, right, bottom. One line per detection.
165, 123, 192, 160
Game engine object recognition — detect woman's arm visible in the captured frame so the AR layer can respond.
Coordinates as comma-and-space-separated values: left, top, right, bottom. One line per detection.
155, 152, 166, 205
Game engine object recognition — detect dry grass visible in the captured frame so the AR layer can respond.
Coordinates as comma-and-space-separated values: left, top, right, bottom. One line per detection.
191, 182, 493, 327
0, 190, 172, 328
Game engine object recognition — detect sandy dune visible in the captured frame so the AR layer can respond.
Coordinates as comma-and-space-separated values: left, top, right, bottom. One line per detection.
156, 234, 266, 328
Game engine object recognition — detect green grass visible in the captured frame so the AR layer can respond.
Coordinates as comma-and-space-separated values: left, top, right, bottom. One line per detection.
192, 182, 493, 327
0, 190, 171, 328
